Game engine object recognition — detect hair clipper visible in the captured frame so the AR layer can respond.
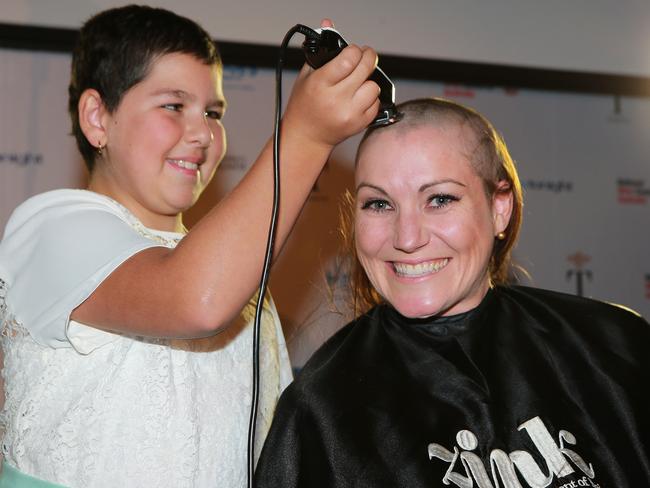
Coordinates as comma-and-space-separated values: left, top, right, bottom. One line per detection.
302, 27, 403, 128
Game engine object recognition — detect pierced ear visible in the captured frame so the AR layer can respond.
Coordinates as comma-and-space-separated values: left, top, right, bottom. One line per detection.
492, 180, 514, 235
78, 89, 108, 151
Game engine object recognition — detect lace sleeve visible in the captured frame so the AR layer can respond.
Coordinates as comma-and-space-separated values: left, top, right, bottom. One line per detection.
0, 191, 162, 349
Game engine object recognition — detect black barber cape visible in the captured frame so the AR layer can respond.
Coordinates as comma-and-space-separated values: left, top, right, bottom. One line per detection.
255, 286, 650, 487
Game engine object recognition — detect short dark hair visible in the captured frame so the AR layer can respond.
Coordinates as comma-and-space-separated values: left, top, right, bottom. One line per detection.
341, 97, 524, 315
68, 4, 222, 171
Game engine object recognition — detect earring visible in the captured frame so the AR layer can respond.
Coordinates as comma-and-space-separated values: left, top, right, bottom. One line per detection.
97, 141, 105, 157
496, 232, 506, 240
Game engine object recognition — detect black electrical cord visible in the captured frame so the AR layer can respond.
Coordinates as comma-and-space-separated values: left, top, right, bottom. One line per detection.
246, 23, 321, 488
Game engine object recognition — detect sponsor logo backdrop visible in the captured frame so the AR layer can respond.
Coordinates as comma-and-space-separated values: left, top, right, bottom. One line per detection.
2, 48, 649, 367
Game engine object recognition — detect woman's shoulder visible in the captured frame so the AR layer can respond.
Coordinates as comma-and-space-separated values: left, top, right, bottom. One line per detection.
494, 284, 648, 331
287, 308, 383, 395
304, 309, 377, 363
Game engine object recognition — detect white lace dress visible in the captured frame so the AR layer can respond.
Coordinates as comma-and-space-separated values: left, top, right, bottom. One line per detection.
0, 189, 292, 487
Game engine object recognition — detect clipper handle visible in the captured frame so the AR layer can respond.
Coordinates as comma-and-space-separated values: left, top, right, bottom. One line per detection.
302, 28, 402, 127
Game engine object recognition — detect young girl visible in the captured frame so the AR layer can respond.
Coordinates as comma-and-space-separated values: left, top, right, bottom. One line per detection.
0, 5, 380, 487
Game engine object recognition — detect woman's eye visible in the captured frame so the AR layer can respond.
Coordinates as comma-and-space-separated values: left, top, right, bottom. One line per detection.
205, 110, 223, 121
361, 199, 393, 212
428, 194, 458, 208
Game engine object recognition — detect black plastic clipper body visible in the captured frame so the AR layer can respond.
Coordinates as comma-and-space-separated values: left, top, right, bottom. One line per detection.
303, 28, 403, 128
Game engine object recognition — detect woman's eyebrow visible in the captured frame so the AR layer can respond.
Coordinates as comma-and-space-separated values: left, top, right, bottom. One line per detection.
419, 179, 466, 192
355, 182, 389, 195
356, 179, 467, 194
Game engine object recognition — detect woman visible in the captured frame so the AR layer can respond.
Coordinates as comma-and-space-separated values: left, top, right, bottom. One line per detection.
254, 98, 650, 487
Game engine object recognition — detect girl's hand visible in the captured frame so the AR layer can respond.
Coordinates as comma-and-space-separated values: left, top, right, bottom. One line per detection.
282, 22, 380, 151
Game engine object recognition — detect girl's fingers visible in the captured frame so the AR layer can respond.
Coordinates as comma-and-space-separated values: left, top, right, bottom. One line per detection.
355, 80, 382, 114
319, 44, 363, 85
339, 46, 378, 89
320, 18, 334, 28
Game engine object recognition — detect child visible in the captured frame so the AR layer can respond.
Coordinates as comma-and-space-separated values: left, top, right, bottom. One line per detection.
0, 5, 380, 487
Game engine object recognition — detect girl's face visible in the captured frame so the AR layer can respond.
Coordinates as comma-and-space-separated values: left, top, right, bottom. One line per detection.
92, 52, 226, 231
354, 124, 511, 318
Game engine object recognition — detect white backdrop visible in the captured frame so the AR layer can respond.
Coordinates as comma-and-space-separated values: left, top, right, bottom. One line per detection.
2, 48, 649, 367
2, 0, 650, 77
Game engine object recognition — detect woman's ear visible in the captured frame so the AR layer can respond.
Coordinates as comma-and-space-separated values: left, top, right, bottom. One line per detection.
492, 180, 514, 234
78, 89, 108, 150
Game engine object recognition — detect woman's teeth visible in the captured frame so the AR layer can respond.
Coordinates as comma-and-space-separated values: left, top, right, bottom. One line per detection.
393, 259, 449, 277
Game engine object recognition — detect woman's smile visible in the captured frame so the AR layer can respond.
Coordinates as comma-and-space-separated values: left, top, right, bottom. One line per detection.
392, 258, 450, 278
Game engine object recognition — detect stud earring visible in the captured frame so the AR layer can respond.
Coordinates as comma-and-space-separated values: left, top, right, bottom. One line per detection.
496, 232, 506, 240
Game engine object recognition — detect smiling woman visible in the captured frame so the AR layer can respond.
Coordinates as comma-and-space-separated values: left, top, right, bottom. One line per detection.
254, 98, 650, 488
344, 98, 523, 318
353, 121, 512, 318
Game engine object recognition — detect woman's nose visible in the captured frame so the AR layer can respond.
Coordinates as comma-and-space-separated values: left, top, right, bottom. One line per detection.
393, 210, 429, 253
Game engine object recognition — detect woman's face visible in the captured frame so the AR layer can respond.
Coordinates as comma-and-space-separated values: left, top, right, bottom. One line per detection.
354, 123, 512, 318
92, 52, 227, 231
